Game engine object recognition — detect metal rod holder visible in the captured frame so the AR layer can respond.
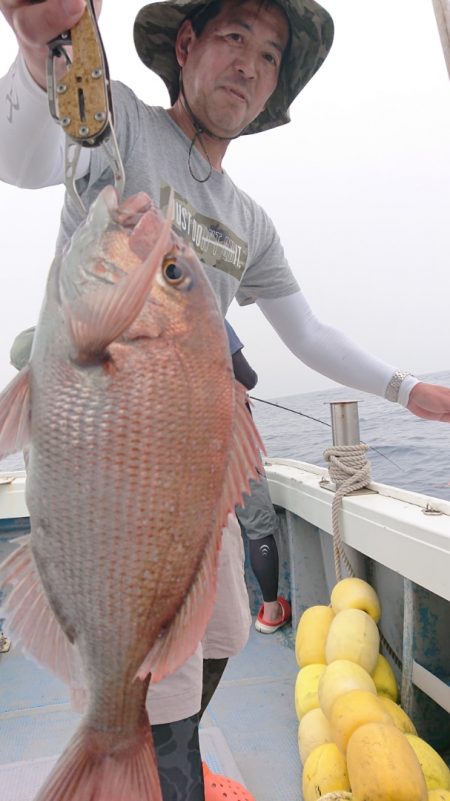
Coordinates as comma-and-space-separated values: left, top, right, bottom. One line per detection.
401, 577, 414, 715
329, 401, 361, 446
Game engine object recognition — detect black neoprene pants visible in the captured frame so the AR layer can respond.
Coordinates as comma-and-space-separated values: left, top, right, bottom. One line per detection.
248, 534, 279, 603
152, 657, 229, 800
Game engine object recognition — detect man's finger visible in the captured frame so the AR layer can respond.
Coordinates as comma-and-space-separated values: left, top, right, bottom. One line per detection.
407, 400, 450, 422
7, 0, 86, 46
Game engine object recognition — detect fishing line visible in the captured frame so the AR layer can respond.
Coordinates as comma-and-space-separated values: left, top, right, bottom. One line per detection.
249, 395, 406, 473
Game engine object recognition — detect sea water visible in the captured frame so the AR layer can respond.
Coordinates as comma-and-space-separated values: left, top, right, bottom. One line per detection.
252, 369, 450, 502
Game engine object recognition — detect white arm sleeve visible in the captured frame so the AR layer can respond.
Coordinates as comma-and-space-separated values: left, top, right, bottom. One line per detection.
0, 52, 90, 188
257, 291, 418, 407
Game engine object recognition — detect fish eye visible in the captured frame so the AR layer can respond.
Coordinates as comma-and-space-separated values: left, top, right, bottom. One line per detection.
162, 256, 192, 289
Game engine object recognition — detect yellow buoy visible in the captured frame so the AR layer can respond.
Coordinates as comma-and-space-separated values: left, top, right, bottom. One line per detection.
295, 664, 327, 720
377, 696, 417, 734
302, 742, 350, 801
331, 578, 381, 623
325, 608, 380, 673
298, 707, 333, 763
318, 659, 377, 719
347, 722, 428, 801
296, 605, 335, 667
405, 735, 450, 791
371, 653, 398, 701
329, 689, 394, 753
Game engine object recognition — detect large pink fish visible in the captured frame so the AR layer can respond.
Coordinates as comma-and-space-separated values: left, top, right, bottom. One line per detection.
0, 187, 262, 801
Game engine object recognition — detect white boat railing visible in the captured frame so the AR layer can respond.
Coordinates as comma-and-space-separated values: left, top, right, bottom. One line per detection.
0, 472, 27, 523
264, 457, 450, 723
265, 457, 450, 603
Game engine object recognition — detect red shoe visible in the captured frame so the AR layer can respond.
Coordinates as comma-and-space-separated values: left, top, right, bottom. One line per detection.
203, 762, 256, 801
254, 596, 291, 634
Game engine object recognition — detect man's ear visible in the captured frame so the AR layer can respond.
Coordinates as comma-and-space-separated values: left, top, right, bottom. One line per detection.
175, 20, 196, 67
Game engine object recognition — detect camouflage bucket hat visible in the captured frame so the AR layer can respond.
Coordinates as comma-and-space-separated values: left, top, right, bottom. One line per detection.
134, 0, 334, 135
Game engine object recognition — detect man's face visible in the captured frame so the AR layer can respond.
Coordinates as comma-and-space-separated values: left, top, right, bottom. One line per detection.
176, 0, 289, 138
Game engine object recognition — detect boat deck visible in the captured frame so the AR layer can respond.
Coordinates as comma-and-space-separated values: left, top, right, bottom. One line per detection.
2, 460, 450, 799
203, 623, 299, 800
0, 524, 300, 801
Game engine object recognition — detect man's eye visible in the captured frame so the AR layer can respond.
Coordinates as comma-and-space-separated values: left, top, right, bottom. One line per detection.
227, 32, 243, 43
264, 53, 278, 67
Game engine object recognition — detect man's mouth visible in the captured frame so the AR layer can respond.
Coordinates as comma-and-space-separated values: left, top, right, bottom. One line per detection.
221, 85, 248, 104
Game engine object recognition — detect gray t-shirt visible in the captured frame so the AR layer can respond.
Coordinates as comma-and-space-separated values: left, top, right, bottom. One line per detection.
56, 81, 299, 315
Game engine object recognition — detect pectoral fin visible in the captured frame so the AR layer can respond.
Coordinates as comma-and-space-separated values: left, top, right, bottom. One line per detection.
0, 366, 31, 459
64, 208, 172, 363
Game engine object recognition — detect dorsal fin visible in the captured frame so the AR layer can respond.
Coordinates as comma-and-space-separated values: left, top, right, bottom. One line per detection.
135, 381, 264, 683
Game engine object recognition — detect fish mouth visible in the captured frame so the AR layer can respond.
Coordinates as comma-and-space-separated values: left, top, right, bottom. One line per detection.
112, 193, 155, 230
91, 186, 156, 234
99, 184, 119, 212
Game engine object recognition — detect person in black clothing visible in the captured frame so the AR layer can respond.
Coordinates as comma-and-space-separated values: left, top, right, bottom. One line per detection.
225, 320, 291, 633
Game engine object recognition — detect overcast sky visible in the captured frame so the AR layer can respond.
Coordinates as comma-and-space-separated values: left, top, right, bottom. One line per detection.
0, 0, 449, 399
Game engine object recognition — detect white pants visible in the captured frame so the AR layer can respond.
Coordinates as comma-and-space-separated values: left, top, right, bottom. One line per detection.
146, 514, 251, 724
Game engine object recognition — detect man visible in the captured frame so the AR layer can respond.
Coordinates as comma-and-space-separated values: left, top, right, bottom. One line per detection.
2, 2, 450, 800
225, 319, 292, 633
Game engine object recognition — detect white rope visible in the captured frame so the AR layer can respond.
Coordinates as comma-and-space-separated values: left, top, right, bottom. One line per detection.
323, 444, 371, 581
323, 443, 403, 670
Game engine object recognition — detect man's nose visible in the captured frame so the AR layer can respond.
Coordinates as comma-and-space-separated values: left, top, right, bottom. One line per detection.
233, 46, 257, 79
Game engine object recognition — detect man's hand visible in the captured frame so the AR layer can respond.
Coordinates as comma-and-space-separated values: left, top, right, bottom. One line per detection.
0, 0, 99, 88
407, 382, 450, 422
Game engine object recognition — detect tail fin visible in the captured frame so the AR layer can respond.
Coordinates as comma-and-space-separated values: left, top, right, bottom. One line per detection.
35, 720, 162, 801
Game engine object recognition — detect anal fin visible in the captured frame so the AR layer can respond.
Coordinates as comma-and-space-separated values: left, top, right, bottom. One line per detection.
136, 516, 222, 683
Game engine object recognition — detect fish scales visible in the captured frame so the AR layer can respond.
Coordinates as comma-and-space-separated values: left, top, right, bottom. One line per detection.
0, 187, 263, 801
29, 217, 234, 669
